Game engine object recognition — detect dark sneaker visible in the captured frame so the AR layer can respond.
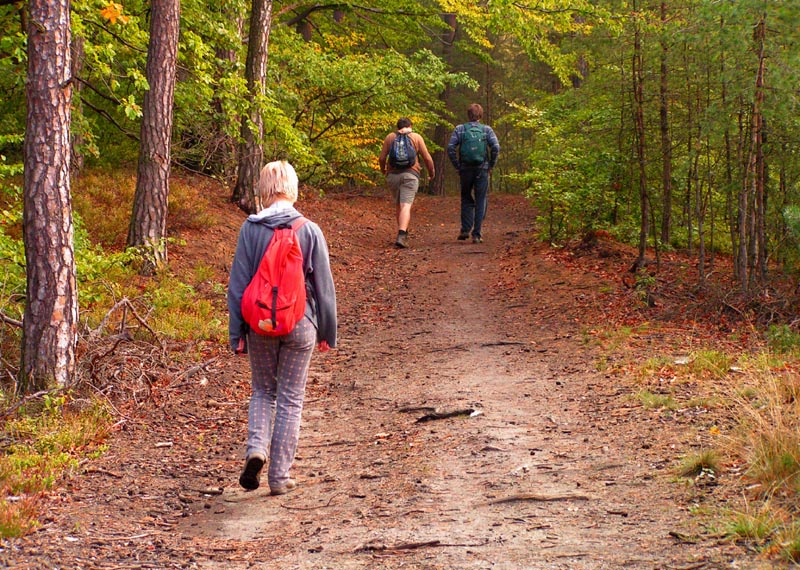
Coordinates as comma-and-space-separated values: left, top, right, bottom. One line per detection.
457, 232, 470, 241
270, 479, 297, 496
472, 236, 483, 244
395, 233, 409, 248
239, 453, 265, 491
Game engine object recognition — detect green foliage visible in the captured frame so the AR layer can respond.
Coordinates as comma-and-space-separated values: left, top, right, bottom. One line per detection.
678, 449, 720, 478
143, 275, 225, 342
637, 390, 677, 410
0, 394, 111, 538
688, 350, 732, 380
727, 510, 776, 542
506, 92, 624, 243
765, 324, 800, 355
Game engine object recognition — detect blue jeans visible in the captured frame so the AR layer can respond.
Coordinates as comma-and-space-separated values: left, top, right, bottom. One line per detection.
459, 167, 489, 238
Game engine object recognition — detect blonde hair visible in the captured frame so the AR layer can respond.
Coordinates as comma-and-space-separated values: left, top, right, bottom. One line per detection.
257, 160, 299, 204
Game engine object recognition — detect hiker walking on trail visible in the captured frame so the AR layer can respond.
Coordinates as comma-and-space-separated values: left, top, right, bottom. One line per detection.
227, 160, 337, 495
379, 117, 435, 249
447, 103, 500, 244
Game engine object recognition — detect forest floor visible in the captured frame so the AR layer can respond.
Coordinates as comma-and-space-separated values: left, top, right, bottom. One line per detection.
0, 183, 788, 569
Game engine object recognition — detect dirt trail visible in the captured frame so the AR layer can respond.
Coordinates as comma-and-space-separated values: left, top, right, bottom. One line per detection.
1, 192, 770, 569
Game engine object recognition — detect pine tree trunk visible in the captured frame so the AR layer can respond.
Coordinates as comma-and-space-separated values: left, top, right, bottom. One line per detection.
431, 14, 457, 197
659, 1, 672, 247
632, 3, 649, 271
232, 0, 273, 213
127, 0, 180, 274
21, 0, 77, 392
70, 35, 85, 173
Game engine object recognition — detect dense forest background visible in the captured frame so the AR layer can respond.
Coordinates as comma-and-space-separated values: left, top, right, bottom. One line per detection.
3, 0, 800, 388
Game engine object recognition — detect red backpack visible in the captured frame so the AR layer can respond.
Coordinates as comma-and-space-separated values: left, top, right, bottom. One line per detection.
241, 217, 309, 336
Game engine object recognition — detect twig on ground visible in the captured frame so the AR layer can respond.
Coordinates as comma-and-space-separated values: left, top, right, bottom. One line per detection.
84, 466, 124, 478
416, 408, 475, 423
398, 406, 437, 413
480, 341, 525, 347
0, 389, 57, 419
304, 440, 356, 448
485, 492, 592, 505
90, 531, 155, 542
355, 540, 442, 553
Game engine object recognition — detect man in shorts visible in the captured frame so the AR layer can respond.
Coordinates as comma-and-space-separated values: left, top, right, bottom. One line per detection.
379, 117, 435, 248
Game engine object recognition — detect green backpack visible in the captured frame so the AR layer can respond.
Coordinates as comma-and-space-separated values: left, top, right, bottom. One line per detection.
459, 123, 487, 165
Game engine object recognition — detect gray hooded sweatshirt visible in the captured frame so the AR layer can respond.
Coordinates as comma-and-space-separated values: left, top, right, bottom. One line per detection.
227, 205, 337, 352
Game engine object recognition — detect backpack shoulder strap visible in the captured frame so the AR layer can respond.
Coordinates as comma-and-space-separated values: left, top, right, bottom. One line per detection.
291, 216, 309, 231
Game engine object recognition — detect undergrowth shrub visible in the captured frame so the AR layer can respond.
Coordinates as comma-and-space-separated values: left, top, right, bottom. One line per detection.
0, 394, 111, 538
765, 324, 800, 355
729, 368, 800, 560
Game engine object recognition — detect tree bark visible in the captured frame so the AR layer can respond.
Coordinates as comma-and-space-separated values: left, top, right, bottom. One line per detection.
127, 0, 181, 273
632, 2, 649, 271
21, 0, 77, 392
232, 0, 273, 213
431, 13, 457, 197
70, 35, 85, 173
658, 1, 672, 247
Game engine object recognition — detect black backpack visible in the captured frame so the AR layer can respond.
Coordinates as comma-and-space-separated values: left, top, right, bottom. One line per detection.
388, 132, 417, 169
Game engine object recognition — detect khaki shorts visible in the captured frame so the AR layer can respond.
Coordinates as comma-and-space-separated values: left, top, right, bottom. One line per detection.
387, 171, 420, 205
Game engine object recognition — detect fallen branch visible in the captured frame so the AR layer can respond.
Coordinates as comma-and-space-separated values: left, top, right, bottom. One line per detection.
485, 492, 592, 505
0, 310, 22, 328
84, 466, 123, 479
355, 540, 441, 553
398, 406, 437, 414
416, 408, 475, 423
0, 389, 57, 419
88, 297, 165, 353
355, 538, 488, 553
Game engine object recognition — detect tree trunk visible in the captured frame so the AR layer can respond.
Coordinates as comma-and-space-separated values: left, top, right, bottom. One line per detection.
740, 15, 766, 292
232, 0, 273, 213
721, 17, 736, 280
684, 42, 693, 255
431, 13, 457, 197
20, 0, 77, 392
737, 109, 749, 290
70, 35, 85, 173
659, 1, 672, 247
127, 0, 180, 274
213, 9, 244, 182
632, 3, 649, 271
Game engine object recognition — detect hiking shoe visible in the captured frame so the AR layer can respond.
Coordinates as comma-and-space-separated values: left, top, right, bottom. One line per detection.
270, 479, 297, 496
457, 232, 470, 241
239, 452, 266, 491
395, 233, 409, 248
472, 236, 483, 244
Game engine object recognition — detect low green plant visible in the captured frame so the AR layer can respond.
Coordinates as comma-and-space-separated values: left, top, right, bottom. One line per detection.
638, 390, 677, 410
765, 324, 800, 355
727, 509, 776, 542
0, 394, 111, 538
688, 350, 732, 379
145, 275, 225, 341
678, 449, 720, 478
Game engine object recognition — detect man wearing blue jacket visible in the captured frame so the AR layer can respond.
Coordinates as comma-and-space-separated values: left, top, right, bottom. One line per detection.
447, 103, 500, 244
